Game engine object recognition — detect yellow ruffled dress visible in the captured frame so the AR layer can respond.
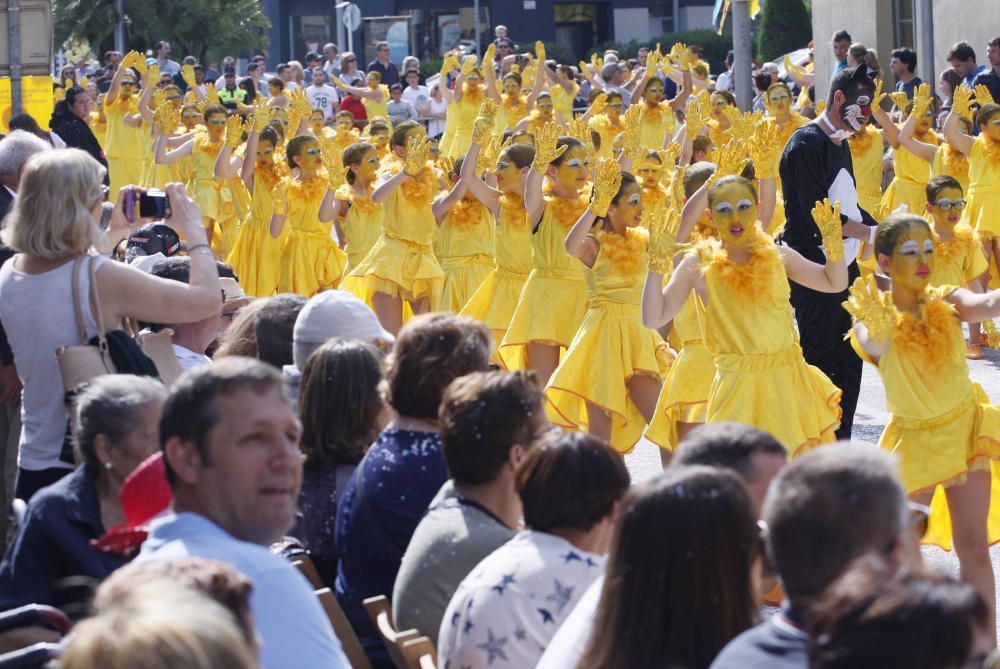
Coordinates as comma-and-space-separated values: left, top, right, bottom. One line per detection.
882, 138, 935, 215
349, 160, 444, 304
444, 90, 486, 159
849, 125, 885, 214
335, 183, 384, 274
546, 227, 672, 454
498, 94, 528, 132
637, 101, 677, 152
695, 228, 842, 454
707, 120, 732, 149
850, 285, 1000, 550
498, 193, 590, 371
275, 175, 346, 296
434, 198, 495, 313
189, 135, 240, 258
226, 165, 286, 297
460, 195, 533, 362
963, 135, 1000, 238
930, 225, 988, 288
104, 95, 145, 200
331, 128, 361, 153
933, 143, 970, 194
589, 114, 625, 160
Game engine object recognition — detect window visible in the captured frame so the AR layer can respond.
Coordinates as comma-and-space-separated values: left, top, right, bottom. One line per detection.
893, 0, 915, 49
290, 15, 336, 62
651, 0, 675, 34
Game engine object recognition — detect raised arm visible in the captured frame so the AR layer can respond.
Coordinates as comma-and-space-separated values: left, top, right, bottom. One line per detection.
432, 178, 467, 224
943, 84, 975, 156
214, 116, 245, 180
525, 122, 566, 226
642, 253, 701, 328
460, 109, 503, 212
155, 132, 193, 165
437, 54, 459, 103
106, 50, 142, 106
871, 80, 901, 148
481, 44, 502, 105
948, 286, 1000, 323
781, 199, 849, 293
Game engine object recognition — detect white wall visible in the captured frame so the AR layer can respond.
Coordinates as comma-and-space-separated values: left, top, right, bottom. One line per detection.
613, 8, 651, 44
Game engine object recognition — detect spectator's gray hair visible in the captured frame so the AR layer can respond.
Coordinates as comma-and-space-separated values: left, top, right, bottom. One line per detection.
0, 130, 50, 177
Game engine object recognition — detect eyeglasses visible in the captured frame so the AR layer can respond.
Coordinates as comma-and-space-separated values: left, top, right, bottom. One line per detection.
933, 198, 966, 211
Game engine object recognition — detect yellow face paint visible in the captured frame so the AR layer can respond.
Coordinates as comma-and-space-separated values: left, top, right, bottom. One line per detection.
707, 180, 758, 245
884, 224, 935, 292
552, 145, 589, 191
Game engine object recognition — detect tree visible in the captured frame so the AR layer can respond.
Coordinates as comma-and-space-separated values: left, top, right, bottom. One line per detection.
755, 0, 811, 63
54, 0, 269, 65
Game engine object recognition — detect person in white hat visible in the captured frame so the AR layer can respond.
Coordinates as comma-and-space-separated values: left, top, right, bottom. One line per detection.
283, 290, 394, 404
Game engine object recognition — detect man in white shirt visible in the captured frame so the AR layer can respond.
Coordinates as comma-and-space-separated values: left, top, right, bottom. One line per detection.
401, 69, 429, 110
306, 67, 340, 121
322, 43, 341, 78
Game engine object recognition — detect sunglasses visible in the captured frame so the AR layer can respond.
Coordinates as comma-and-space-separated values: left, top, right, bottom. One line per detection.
933, 198, 966, 211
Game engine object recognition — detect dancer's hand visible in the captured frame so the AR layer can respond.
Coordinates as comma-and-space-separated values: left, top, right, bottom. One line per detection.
843, 275, 896, 344
471, 99, 499, 144
730, 110, 762, 142
586, 92, 608, 117
888, 91, 909, 112
567, 118, 595, 159
204, 82, 221, 105
622, 105, 643, 162
670, 165, 686, 210
974, 83, 996, 107
873, 79, 887, 108
532, 122, 568, 170
911, 82, 932, 118
252, 97, 273, 133
480, 134, 511, 175
460, 55, 478, 77
590, 159, 622, 217
707, 140, 749, 188
272, 180, 289, 215
225, 115, 244, 148
403, 134, 431, 176
181, 64, 197, 89
483, 43, 497, 65
684, 95, 710, 140
952, 84, 974, 120
811, 198, 844, 263
323, 141, 347, 189
749, 122, 782, 180
649, 207, 678, 274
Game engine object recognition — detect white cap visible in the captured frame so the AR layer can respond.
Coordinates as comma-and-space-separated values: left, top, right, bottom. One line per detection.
293, 290, 394, 347
129, 252, 167, 274
220, 277, 252, 313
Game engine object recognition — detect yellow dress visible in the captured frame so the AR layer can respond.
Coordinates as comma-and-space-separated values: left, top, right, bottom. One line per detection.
460, 195, 533, 362
361, 85, 390, 125
498, 94, 528, 131
226, 166, 286, 297
444, 91, 485, 158
695, 228, 842, 454
104, 95, 145, 200
349, 159, 444, 303
764, 112, 808, 235
933, 143, 970, 194
335, 183, 384, 304
930, 225, 988, 288
850, 285, 1000, 550
637, 101, 677, 151
276, 175, 346, 296
499, 193, 590, 371
639, 183, 669, 233
848, 125, 886, 275
90, 112, 107, 150
546, 227, 672, 453
439, 97, 458, 156
964, 136, 1000, 238
189, 134, 240, 258
589, 114, 624, 160
550, 82, 578, 122
882, 138, 935, 216
331, 128, 361, 153
434, 198, 495, 313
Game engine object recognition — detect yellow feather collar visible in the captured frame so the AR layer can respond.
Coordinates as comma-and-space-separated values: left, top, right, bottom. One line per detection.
893, 286, 962, 368
694, 225, 780, 298
941, 143, 969, 178
447, 197, 487, 230
499, 193, 528, 229
596, 226, 648, 277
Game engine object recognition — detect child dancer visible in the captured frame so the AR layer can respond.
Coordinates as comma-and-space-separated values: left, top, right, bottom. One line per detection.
873, 80, 936, 215
335, 142, 385, 300
897, 83, 970, 192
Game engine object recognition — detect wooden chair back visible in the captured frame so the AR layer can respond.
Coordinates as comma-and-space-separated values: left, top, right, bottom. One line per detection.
401, 636, 438, 669
291, 555, 324, 590
315, 588, 373, 669
363, 595, 420, 668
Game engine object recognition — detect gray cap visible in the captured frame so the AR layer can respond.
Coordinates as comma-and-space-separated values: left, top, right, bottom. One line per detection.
600, 62, 621, 80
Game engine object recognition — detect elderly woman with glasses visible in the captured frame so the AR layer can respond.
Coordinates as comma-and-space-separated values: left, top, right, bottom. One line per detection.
337, 52, 365, 87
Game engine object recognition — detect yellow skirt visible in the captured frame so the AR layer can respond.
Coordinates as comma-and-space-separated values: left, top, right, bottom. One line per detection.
498, 270, 588, 371
277, 231, 347, 296
546, 301, 672, 454
350, 235, 443, 304
880, 177, 926, 218
708, 345, 842, 456
645, 339, 714, 451
227, 218, 285, 298
460, 267, 529, 364
964, 188, 1000, 238
107, 156, 145, 201
436, 255, 494, 313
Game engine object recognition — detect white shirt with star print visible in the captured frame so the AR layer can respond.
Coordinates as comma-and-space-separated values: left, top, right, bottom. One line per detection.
437, 530, 604, 668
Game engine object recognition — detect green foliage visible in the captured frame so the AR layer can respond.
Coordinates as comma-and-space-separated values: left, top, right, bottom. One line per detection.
540, 41, 574, 69
587, 30, 733, 76
755, 0, 811, 63
54, 0, 269, 65
421, 58, 443, 80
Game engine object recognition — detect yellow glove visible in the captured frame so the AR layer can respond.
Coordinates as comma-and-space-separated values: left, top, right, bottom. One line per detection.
122, 50, 144, 73
483, 43, 497, 66
291, 88, 312, 120
645, 50, 661, 78
532, 121, 568, 170
201, 82, 218, 105
146, 63, 160, 88
225, 115, 244, 148
706, 140, 749, 189
843, 275, 896, 345
510, 63, 521, 75
749, 122, 782, 180
152, 88, 166, 110
649, 206, 679, 274
658, 142, 682, 172
872, 78, 887, 108
888, 91, 908, 111
591, 54, 603, 74
480, 134, 512, 175
911, 82, 932, 118
811, 198, 844, 263
952, 84, 974, 120
252, 97, 272, 133
403, 134, 431, 175
974, 83, 996, 107
287, 107, 301, 134
155, 102, 178, 132
567, 118, 595, 159
272, 180, 289, 215
730, 110, 762, 142
471, 99, 499, 144
460, 55, 478, 77
684, 95, 709, 140
535, 41, 546, 64
622, 104, 643, 161
670, 165, 686, 209
322, 140, 347, 188
181, 63, 197, 89
440, 54, 457, 76
871, 202, 891, 222
586, 92, 608, 117
784, 54, 805, 81
675, 45, 693, 73
590, 158, 623, 217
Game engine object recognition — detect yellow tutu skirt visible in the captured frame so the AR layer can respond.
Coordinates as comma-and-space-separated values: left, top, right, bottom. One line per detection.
460, 268, 529, 364
107, 156, 145, 201
708, 345, 842, 456
436, 255, 494, 313
498, 270, 588, 371
645, 339, 714, 451
227, 219, 285, 297
880, 177, 926, 217
277, 232, 347, 296
878, 384, 1000, 550
350, 235, 443, 304
546, 301, 672, 454
964, 188, 1000, 238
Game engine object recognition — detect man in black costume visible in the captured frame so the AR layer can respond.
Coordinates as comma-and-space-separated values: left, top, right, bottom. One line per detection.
778, 66, 878, 439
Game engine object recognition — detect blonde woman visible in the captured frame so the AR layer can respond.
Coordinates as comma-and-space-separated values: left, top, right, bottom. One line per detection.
0, 150, 221, 500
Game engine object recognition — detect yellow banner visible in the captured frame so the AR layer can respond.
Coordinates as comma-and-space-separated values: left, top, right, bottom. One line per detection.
0, 78, 11, 132
22, 75, 54, 130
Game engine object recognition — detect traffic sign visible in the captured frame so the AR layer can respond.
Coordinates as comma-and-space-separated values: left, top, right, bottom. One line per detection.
343, 3, 361, 31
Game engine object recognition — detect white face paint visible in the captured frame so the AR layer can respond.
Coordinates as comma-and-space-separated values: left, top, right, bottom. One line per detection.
626, 193, 642, 205
566, 158, 583, 168
922, 239, 935, 253
841, 103, 864, 131
898, 240, 920, 255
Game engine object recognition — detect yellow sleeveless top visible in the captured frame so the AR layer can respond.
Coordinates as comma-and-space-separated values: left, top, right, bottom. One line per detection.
445, 92, 485, 157
930, 225, 987, 288
933, 144, 970, 193
496, 195, 533, 275
893, 142, 933, 187
335, 183, 384, 264
589, 114, 624, 160
534, 194, 588, 276
967, 135, 1000, 196
550, 82, 578, 121
379, 159, 439, 245
638, 101, 676, 150
283, 175, 328, 235
104, 96, 143, 160
361, 85, 390, 124
499, 94, 529, 130
707, 120, 732, 149
435, 198, 495, 260
586, 227, 649, 305
848, 126, 885, 210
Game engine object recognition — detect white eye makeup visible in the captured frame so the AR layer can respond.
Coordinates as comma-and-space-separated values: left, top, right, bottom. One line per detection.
366, 156, 379, 165
898, 240, 920, 254
736, 198, 754, 212
923, 239, 935, 253
714, 202, 734, 214
626, 193, 642, 205
566, 158, 583, 168
497, 161, 511, 170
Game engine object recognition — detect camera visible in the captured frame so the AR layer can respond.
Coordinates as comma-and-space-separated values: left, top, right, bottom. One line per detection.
124, 187, 171, 221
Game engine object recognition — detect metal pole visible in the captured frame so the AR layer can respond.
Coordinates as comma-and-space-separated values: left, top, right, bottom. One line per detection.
114, 0, 125, 53
915, 0, 934, 86
8, 0, 20, 116
731, 0, 752, 110
473, 0, 481, 59
336, 4, 346, 57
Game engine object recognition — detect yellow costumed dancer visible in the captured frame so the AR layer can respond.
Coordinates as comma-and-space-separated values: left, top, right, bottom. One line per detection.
873, 81, 936, 216
334, 142, 385, 300
439, 55, 489, 159
895, 84, 972, 195
479, 43, 539, 132
584, 93, 624, 160
547, 65, 580, 123
762, 82, 809, 233
364, 119, 392, 163
334, 71, 389, 129
309, 109, 336, 140
349, 121, 444, 334
432, 169, 495, 313
329, 111, 361, 153
269, 134, 347, 296
631, 47, 690, 152
643, 176, 845, 455
705, 90, 737, 148
546, 163, 670, 453
499, 125, 591, 385
103, 51, 147, 200
219, 101, 289, 296
846, 212, 1000, 627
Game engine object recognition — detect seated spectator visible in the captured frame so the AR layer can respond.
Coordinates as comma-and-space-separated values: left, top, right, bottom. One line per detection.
438, 432, 629, 669
296, 338, 388, 587
60, 582, 258, 669
137, 358, 350, 669
710, 444, 913, 669
0, 375, 166, 609
284, 290, 393, 405
335, 313, 490, 668
577, 466, 760, 669
393, 370, 546, 639
808, 555, 992, 669
386, 84, 418, 126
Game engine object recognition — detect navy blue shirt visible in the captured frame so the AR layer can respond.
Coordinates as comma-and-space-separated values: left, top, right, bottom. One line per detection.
710, 606, 808, 669
334, 428, 447, 668
895, 76, 922, 100
0, 464, 125, 610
